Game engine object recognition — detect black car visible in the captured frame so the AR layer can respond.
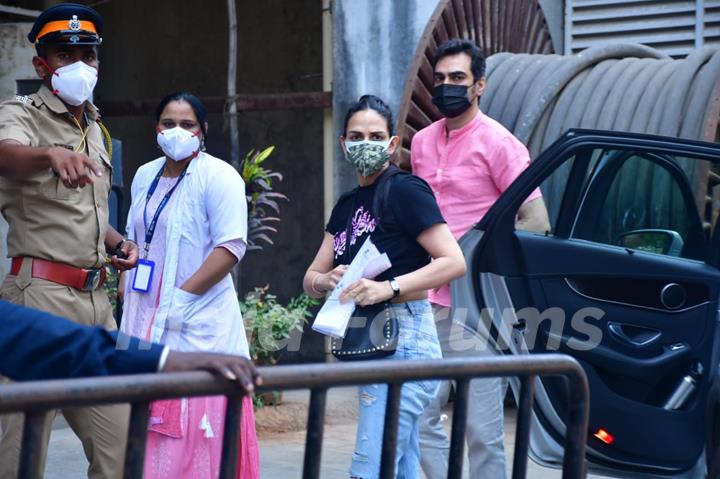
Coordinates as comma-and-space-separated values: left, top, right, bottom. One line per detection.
453, 130, 720, 478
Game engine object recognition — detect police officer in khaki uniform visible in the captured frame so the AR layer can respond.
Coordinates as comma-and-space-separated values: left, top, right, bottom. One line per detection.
0, 4, 139, 478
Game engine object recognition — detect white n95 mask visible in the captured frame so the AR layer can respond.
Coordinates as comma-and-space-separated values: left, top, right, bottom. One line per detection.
156, 127, 201, 161
50, 61, 98, 106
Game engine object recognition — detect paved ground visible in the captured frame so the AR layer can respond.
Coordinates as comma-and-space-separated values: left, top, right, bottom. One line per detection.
44, 387, 610, 478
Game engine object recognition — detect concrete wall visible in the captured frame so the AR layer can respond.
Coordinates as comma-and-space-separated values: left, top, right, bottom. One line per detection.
0, 23, 35, 100
0, 23, 36, 278
332, 0, 438, 196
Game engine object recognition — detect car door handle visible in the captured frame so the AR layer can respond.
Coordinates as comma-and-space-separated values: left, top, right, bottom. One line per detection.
608, 323, 662, 347
544, 331, 689, 380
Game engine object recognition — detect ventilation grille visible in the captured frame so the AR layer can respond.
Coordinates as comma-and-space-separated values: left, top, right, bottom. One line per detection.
566, 0, 717, 57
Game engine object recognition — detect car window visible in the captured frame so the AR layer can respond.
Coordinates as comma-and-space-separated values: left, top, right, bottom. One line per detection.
570, 150, 707, 261
535, 156, 575, 230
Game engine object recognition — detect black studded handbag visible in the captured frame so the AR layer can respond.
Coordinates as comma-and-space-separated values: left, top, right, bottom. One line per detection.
331, 302, 399, 361
330, 167, 401, 361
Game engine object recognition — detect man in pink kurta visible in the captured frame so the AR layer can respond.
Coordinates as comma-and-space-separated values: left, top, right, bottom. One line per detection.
412, 112, 543, 308
411, 39, 549, 479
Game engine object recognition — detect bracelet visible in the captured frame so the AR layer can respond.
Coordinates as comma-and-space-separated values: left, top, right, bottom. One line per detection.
310, 274, 324, 295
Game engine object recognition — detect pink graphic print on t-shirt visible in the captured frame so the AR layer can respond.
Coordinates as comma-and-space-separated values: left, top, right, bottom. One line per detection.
333, 206, 376, 259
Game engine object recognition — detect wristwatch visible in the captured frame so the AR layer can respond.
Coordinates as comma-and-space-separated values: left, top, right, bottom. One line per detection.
113, 239, 127, 259
389, 278, 401, 298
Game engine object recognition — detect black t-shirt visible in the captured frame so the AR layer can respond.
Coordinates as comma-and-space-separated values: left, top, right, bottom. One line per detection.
325, 173, 445, 282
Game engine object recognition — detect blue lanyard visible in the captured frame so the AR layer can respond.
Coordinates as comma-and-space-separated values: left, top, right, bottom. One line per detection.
142, 164, 189, 258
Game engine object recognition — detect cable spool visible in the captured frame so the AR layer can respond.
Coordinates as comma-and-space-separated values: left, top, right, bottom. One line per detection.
478, 44, 720, 227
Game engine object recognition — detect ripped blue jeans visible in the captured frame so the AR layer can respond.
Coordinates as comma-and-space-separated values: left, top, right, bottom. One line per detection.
349, 299, 442, 479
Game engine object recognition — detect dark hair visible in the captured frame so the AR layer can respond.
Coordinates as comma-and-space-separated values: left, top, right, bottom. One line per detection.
343, 94, 394, 136
432, 39, 486, 80
155, 92, 208, 138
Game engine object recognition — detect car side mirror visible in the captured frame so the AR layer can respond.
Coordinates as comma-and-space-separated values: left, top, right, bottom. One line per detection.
617, 229, 684, 256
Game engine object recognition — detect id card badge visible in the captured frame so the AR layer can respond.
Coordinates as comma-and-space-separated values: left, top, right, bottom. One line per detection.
132, 259, 155, 293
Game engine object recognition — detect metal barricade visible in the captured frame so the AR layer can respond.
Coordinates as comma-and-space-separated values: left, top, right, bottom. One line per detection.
0, 354, 589, 479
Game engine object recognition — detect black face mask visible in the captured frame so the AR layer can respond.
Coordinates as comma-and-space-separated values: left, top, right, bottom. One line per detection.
432, 84, 473, 118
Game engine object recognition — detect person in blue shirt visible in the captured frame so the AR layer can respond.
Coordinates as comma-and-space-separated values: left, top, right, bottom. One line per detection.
0, 299, 259, 389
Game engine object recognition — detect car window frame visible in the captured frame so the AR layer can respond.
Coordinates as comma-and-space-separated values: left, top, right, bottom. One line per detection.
568, 149, 706, 261
474, 129, 720, 269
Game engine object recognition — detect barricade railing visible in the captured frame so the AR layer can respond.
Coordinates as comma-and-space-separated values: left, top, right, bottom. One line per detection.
0, 354, 589, 479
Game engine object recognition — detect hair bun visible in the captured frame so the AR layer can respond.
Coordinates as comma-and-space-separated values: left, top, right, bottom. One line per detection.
344, 94, 395, 136
357, 94, 388, 108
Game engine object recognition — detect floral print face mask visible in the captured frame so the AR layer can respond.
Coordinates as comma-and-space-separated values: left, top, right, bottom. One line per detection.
344, 139, 392, 177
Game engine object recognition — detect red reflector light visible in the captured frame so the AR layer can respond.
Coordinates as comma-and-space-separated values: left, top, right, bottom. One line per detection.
593, 428, 615, 445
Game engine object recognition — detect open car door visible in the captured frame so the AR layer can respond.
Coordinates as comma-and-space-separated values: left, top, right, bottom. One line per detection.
453, 130, 720, 478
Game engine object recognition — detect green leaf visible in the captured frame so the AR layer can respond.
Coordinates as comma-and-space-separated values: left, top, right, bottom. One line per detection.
254, 146, 276, 166
240, 145, 289, 252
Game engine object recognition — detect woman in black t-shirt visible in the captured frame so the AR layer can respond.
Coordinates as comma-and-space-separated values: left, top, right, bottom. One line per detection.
303, 95, 466, 478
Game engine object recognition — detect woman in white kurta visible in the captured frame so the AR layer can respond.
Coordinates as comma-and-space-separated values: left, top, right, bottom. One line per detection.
120, 92, 259, 479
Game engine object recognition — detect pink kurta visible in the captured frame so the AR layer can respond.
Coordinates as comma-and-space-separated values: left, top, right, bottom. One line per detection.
121, 176, 259, 479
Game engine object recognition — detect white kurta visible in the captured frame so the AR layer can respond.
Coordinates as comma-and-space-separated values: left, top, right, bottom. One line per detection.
123, 152, 249, 357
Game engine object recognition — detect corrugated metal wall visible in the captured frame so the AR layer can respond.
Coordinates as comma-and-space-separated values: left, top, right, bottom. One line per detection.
705, 0, 720, 47
566, 0, 720, 57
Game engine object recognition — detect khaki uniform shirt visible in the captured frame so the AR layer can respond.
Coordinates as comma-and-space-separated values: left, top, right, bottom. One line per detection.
0, 85, 112, 269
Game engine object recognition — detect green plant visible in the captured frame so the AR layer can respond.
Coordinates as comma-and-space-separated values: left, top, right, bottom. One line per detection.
240, 286, 319, 366
239, 146, 288, 251
103, 266, 119, 314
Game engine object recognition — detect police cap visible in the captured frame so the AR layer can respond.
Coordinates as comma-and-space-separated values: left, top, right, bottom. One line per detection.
28, 3, 103, 46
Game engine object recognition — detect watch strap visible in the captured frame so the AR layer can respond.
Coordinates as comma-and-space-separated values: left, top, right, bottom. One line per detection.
390, 278, 401, 298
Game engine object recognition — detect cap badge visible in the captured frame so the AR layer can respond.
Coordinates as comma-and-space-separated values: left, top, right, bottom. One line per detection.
69, 15, 81, 31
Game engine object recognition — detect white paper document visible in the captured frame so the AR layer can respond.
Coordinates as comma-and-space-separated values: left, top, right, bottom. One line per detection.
311, 237, 392, 338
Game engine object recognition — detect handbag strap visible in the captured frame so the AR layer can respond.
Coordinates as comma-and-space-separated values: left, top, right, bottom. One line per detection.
372, 164, 405, 231
343, 193, 358, 265
344, 164, 407, 265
